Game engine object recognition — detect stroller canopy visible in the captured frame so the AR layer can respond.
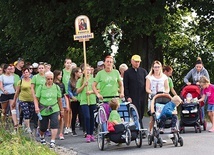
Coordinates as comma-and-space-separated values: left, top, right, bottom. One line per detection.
181, 85, 201, 99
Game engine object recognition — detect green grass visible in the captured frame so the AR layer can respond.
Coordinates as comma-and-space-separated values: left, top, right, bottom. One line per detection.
0, 118, 57, 155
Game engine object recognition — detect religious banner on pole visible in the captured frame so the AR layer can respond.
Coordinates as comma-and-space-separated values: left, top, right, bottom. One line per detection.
74, 15, 94, 104
74, 15, 94, 42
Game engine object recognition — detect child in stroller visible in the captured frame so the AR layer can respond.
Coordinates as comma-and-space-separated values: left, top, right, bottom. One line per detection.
180, 84, 207, 133
149, 94, 183, 147
153, 95, 182, 133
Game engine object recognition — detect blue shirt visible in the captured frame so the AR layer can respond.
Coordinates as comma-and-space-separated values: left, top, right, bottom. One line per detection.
160, 101, 176, 117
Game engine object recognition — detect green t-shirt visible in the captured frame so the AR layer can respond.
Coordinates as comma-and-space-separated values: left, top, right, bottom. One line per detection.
108, 110, 121, 123
62, 68, 71, 94
14, 74, 20, 87
94, 69, 121, 102
76, 75, 96, 105
18, 79, 33, 102
31, 74, 46, 92
36, 84, 62, 116
168, 77, 174, 89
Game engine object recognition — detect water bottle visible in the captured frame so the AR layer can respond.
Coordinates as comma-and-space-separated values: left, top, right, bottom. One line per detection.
37, 113, 43, 120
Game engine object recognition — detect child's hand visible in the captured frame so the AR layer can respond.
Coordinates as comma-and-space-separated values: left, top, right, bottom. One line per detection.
172, 111, 177, 115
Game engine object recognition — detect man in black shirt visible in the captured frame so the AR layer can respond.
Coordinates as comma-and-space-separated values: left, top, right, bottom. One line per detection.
14, 58, 25, 77
123, 55, 148, 135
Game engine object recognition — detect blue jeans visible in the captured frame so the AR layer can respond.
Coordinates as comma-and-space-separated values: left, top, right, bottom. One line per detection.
81, 104, 97, 135
159, 114, 177, 128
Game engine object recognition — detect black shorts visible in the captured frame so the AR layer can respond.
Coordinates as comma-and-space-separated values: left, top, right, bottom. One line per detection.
39, 112, 59, 132
0, 93, 15, 103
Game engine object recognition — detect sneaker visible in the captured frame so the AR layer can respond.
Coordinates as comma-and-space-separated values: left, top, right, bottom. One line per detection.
40, 137, 46, 145
64, 127, 69, 135
86, 135, 91, 143
159, 128, 164, 134
59, 133, 65, 140
67, 127, 72, 133
72, 131, 77, 136
83, 132, 87, 138
50, 142, 55, 148
90, 135, 95, 142
25, 127, 32, 134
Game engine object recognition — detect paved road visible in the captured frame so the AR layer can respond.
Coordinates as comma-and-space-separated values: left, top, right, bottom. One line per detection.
40, 117, 214, 155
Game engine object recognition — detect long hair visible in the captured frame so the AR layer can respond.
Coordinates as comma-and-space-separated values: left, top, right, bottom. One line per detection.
70, 67, 81, 88
148, 60, 163, 76
53, 70, 62, 83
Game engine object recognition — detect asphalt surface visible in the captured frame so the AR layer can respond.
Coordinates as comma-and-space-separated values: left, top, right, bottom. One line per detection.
35, 117, 214, 155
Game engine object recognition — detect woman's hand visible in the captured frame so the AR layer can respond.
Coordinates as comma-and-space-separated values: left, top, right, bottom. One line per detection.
119, 93, 124, 99
72, 97, 77, 101
11, 101, 16, 109
96, 93, 103, 100
60, 110, 64, 117
86, 90, 93, 95
35, 106, 40, 114
3, 90, 8, 94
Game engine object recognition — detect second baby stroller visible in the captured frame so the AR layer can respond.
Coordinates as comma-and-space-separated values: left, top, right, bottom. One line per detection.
180, 85, 207, 133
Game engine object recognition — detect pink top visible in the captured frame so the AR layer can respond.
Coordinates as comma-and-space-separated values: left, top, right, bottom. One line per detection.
202, 84, 214, 104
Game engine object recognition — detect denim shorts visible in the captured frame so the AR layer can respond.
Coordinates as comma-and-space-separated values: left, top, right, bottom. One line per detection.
62, 97, 66, 108
207, 104, 214, 111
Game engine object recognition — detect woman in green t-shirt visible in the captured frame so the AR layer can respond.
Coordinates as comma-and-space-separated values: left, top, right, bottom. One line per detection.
76, 64, 97, 143
34, 71, 63, 148
92, 55, 124, 118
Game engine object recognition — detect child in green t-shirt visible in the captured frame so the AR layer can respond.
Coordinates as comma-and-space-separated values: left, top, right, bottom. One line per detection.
108, 98, 122, 125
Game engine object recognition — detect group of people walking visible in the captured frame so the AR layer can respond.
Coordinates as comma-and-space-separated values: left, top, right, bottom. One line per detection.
0, 55, 213, 149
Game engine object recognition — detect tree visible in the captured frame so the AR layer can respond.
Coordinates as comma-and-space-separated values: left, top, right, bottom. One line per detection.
0, 0, 213, 89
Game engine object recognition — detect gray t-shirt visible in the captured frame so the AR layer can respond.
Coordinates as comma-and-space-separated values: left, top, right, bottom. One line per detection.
0, 74, 15, 94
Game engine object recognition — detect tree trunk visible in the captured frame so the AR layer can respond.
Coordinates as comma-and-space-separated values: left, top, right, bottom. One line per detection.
132, 33, 163, 72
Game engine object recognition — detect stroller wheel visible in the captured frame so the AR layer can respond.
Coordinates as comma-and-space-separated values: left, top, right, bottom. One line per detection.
178, 137, 184, 146
158, 137, 163, 147
203, 121, 207, 131
148, 134, 152, 145
198, 125, 202, 133
125, 128, 131, 146
153, 137, 157, 148
173, 134, 178, 147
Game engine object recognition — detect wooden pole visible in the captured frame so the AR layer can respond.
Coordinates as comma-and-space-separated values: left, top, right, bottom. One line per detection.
83, 39, 89, 104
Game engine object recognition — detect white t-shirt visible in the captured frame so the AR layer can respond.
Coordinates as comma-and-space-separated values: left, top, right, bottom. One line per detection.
146, 74, 168, 95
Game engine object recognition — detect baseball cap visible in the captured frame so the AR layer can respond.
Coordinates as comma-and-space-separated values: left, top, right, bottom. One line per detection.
14, 61, 18, 66
97, 61, 104, 66
131, 55, 141, 62
32, 62, 39, 68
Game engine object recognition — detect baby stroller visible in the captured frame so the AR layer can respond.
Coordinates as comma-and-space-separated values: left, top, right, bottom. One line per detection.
148, 94, 183, 147
179, 85, 207, 133
97, 98, 146, 150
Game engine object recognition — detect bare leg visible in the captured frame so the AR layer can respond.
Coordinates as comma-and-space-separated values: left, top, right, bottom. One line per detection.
9, 99, 18, 126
